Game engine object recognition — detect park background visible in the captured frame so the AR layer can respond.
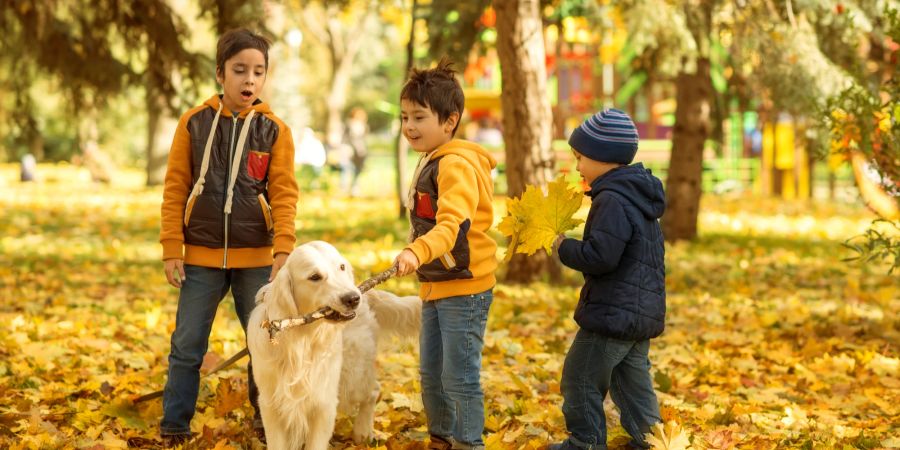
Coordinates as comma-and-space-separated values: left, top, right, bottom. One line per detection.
1, 0, 898, 448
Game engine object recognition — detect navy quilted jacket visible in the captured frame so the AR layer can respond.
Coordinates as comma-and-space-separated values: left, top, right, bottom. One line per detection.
558, 163, 666, 340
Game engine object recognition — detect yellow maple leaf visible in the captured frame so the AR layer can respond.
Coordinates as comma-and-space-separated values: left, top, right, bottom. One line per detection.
498, 176, 584, 261
497, 197, 528, 261
645, 421, 692, 450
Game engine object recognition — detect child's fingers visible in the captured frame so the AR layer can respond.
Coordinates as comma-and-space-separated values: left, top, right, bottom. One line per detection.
397, 260, 412, 276
164, 260, 185, 288
166, 267, 181, 288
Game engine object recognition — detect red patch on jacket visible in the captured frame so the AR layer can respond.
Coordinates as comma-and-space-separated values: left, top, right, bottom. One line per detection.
416, 192, 436, 219
248, 151, 270, 180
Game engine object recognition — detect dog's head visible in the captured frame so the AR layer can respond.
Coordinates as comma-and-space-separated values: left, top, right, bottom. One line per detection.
270, 241, 361, 320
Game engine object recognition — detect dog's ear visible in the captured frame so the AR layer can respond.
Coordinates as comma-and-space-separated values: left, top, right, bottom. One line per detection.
255, 283, 272, 305
269, 263, 298, 316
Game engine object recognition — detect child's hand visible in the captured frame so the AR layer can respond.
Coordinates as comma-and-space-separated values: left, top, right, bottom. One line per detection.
164, 259, 186, 288
394, 249, 420, 277
270, 252, 289, 281
552, 233, 566, 253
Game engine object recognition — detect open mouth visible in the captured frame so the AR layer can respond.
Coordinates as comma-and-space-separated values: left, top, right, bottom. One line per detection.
240, 90, 253, 101
323, 308, 356, 322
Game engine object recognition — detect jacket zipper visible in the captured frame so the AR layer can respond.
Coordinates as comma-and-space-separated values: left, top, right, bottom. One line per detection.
223, 114, 239, 268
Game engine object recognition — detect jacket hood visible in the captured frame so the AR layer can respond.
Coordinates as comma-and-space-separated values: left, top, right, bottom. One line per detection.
204, 94, 272, 117
432, 139, 497, 185
589, 163, 666, 220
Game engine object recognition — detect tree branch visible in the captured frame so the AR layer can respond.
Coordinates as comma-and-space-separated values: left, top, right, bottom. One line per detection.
300, 4, 331, 47
785, 0, 797, 28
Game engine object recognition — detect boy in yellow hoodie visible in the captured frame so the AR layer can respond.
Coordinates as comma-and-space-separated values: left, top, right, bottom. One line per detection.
158, 29, 298, 443
394, 59, 498, 450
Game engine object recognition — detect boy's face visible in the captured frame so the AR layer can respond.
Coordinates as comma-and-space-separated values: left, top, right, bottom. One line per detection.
573, 149, 621, 185
400, 99, 458, 153
216, 48, 267, 114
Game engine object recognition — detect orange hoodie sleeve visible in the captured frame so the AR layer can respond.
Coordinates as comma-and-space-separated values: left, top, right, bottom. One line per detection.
407, 155, 478, 264
159, 111, 195, 260
267, 119, 299, 255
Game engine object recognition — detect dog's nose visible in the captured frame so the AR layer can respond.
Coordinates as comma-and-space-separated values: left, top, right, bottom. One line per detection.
340, 292, 360, 309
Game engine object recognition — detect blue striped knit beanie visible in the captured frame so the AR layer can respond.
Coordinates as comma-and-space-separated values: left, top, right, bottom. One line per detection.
568, 108, 639, 164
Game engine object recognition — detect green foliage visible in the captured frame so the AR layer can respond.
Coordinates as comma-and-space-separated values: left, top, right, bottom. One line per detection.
197, 0, 267, 35
825, 3, 900, 273
617, 0, 698, 77
543, 0, 601, 22
844, 220, 900, 274
424, 0, 491, 64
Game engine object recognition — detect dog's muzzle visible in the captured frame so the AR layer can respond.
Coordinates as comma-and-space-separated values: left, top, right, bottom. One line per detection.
340, 292, 360, 308
324, 291, 360, 322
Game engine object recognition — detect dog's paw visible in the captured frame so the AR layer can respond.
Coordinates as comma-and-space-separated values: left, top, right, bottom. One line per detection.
351, 428, 374, 444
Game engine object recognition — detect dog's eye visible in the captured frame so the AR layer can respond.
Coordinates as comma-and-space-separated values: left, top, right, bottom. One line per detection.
340, 264, 346, 271
308, 273, 323, 281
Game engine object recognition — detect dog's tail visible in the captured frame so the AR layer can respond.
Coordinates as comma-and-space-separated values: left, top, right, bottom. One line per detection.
367, 289, 421, 340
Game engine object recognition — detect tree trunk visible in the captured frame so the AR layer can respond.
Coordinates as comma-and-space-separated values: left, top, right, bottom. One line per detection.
396, 0, 418, 219
323, 4, 370, 150
663, 58, 712, 242
325, 59, 352, 148
78, 110, 114, 184
495, 0, 556, 283
145, 87, 175, 186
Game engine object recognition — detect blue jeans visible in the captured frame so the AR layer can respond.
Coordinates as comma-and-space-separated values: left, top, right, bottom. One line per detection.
160, 264, 269, 436
559, 329, 661, 449
420, 290, 492, 448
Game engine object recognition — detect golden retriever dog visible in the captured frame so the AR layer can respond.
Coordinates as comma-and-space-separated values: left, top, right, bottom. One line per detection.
247, 241, 420, 450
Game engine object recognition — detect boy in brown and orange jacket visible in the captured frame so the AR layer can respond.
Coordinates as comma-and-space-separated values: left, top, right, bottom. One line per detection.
158, 29, 298, 443
393, 59, 497, 450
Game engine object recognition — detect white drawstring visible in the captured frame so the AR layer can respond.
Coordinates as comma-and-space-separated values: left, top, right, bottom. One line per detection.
224, 109, 256, 214
185, 102, 223, 205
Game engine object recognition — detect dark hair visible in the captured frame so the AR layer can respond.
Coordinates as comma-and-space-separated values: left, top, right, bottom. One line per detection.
216, 29, 271, 76
400, 57, 465, 136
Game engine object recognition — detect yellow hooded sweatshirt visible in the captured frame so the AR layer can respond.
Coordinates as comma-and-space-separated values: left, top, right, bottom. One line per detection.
406, 139, 498, 300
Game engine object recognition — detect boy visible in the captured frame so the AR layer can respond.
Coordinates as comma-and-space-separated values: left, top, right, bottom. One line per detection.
393, 59, 497, 450
550, 108, 666, 450
158, 29, 298, 443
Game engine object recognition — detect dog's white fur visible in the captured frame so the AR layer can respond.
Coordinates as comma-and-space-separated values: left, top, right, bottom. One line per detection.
247, 241, 421, 450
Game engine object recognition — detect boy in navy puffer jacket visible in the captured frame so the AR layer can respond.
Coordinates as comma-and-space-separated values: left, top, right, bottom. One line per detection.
550, 108, 666, 450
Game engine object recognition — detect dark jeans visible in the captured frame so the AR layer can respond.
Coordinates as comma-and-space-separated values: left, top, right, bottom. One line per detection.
558, 329, 661, 449
160, 264, 269, 436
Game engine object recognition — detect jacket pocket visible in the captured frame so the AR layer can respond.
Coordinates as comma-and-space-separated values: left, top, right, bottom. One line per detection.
415, 191, 436, 219
183, 194, 198, 227
258, 193, 273, 231
248, 151, 271, 181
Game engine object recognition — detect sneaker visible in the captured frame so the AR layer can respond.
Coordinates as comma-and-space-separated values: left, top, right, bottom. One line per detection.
161, 433, 191, 447
428, 435, 454, 450
547, 440, 584, 450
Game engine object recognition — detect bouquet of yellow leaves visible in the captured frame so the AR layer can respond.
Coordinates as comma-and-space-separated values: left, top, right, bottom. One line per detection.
498, 175, 585, 261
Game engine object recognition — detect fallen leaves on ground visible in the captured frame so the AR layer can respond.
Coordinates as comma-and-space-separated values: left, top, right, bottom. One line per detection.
0, 165, 898, 449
